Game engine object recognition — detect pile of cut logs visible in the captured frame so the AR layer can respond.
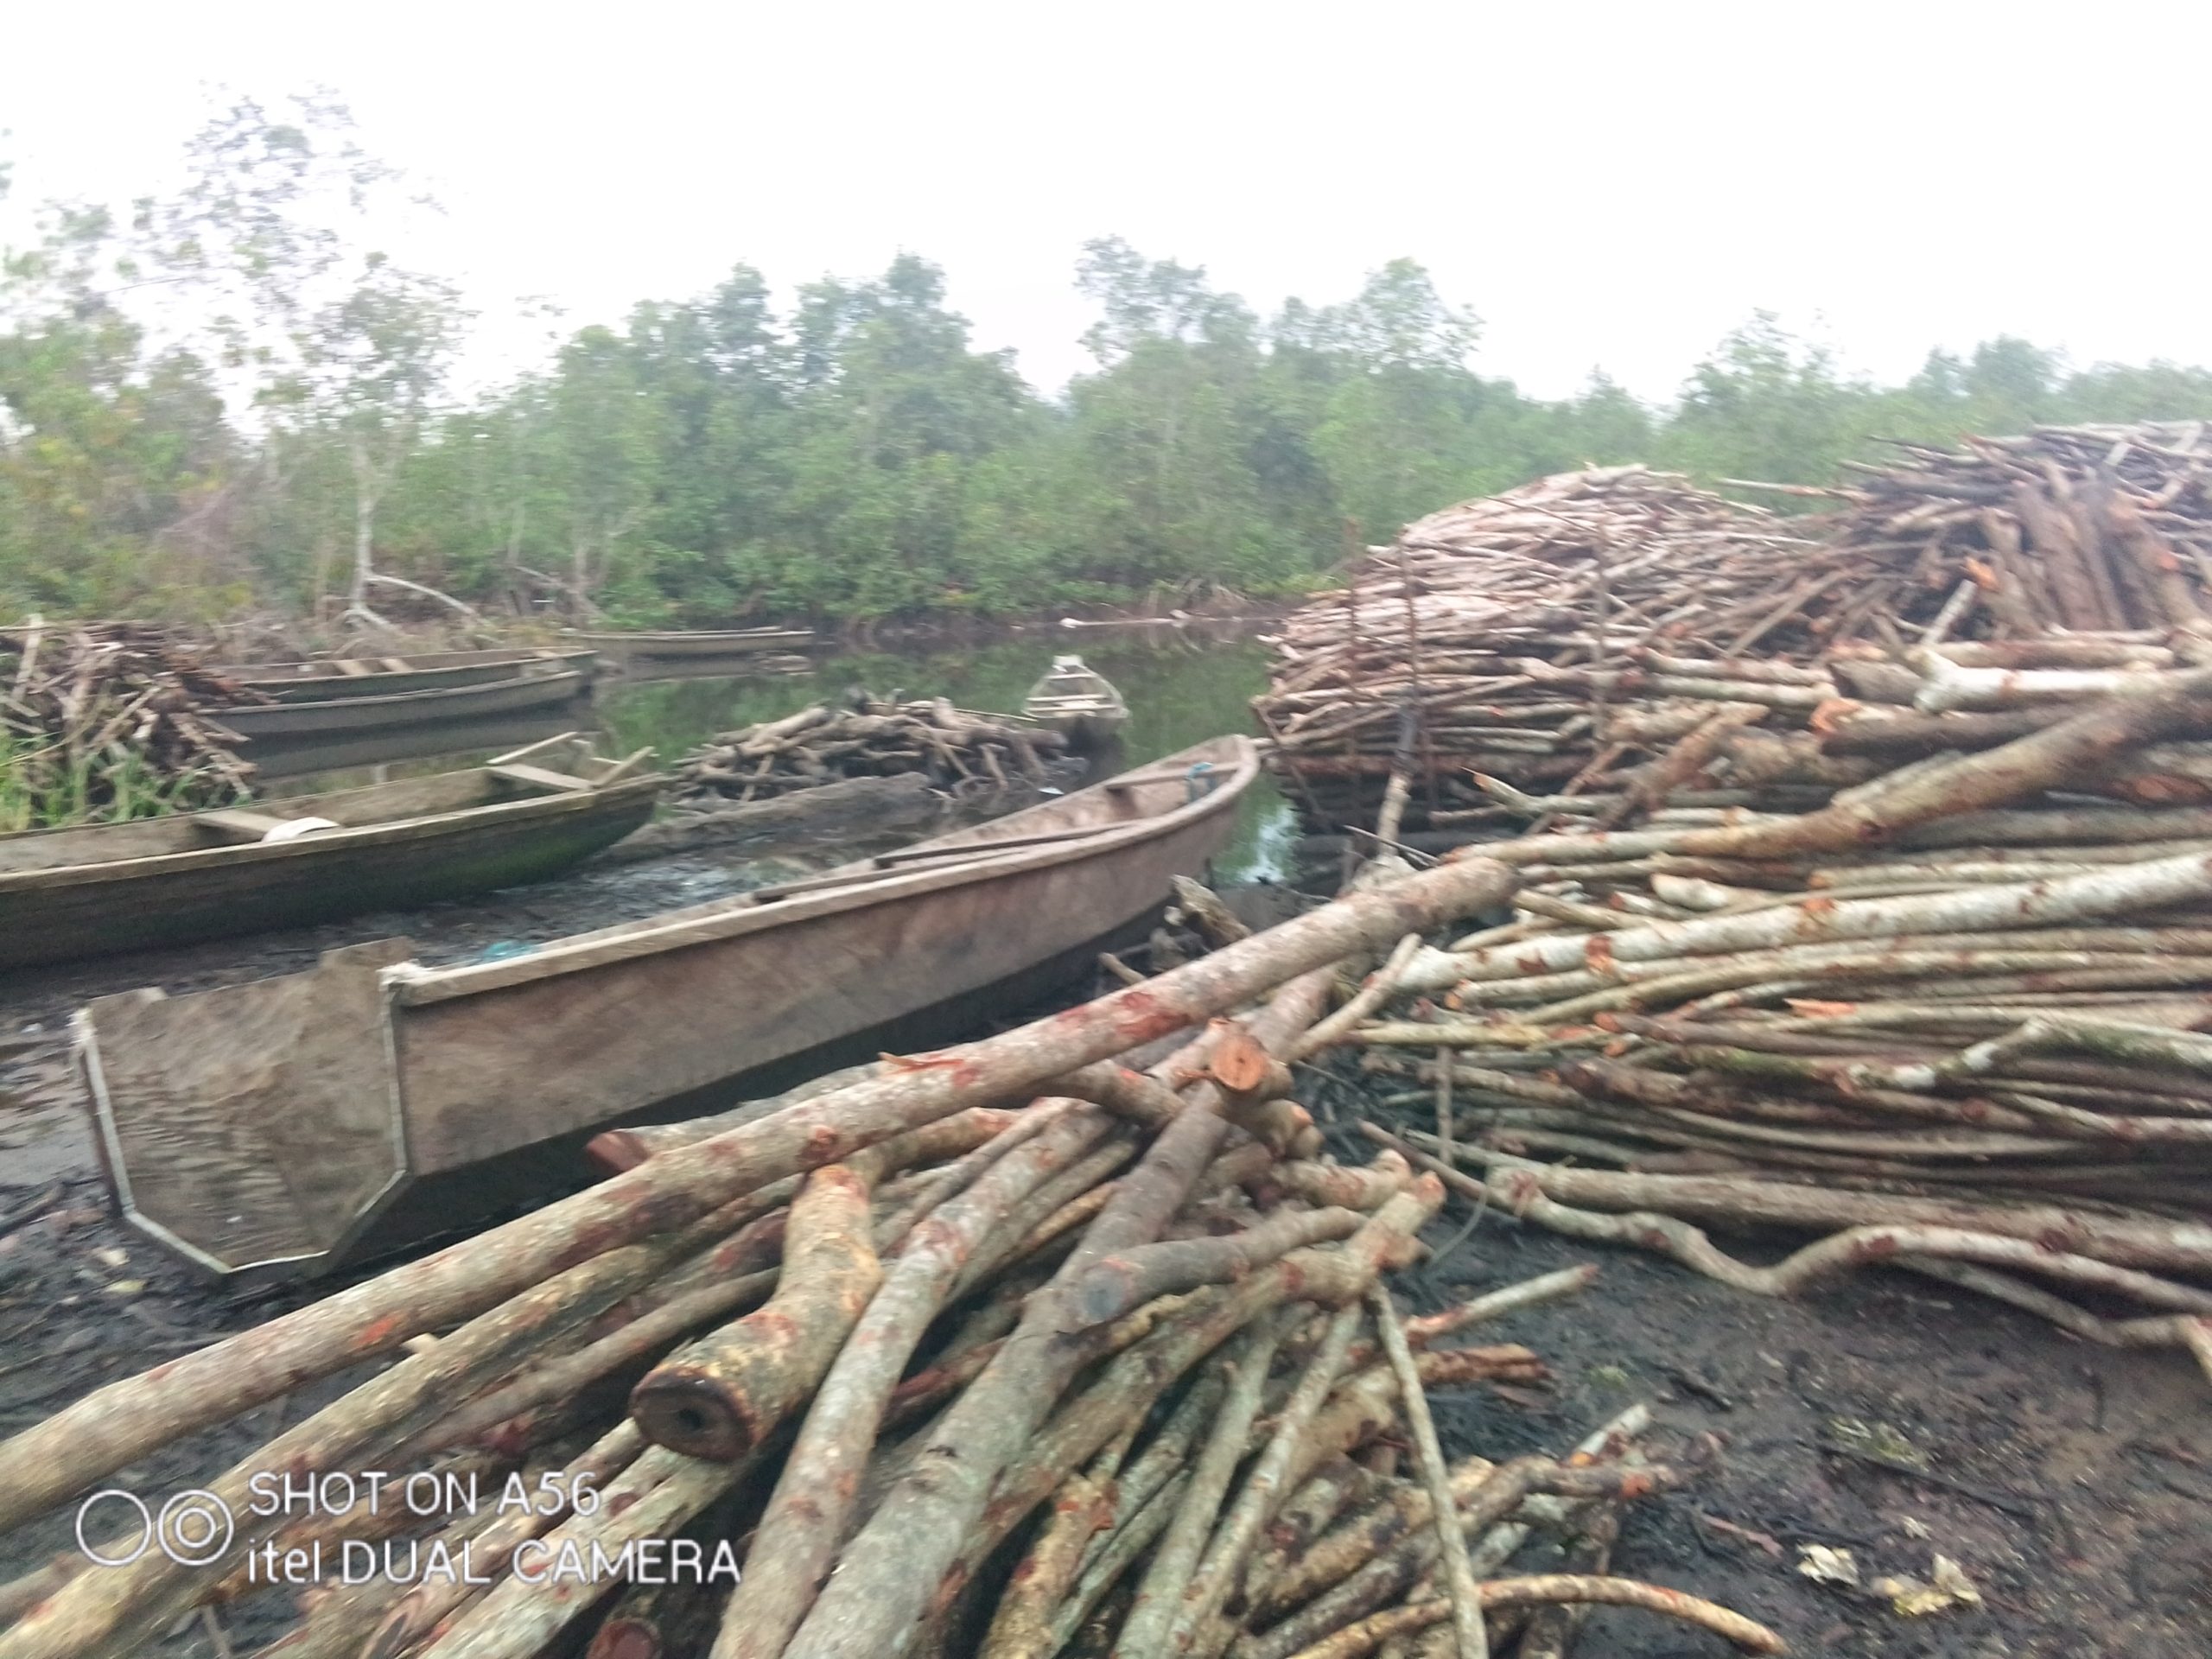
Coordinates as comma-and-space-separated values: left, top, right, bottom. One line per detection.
675, 695, 1071, 805
1807, 421, 2212, 638
1258, 427, 2212, 836
0, 620, 258, 828
1254, 467, 1827, 830
0, 860, 1787, 1659
1328, 652, 2212, 1379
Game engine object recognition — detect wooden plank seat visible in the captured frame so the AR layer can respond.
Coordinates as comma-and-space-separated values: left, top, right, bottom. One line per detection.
489, 763, 595, 793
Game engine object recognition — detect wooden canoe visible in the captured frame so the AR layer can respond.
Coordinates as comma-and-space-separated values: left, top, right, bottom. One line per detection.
213, 664, 588, 742
1024, 655, 1132, 747
3, 737, 659, 970
215, 646, 598, 702
564, 626, 817, 659
76, 735, 1256, 1279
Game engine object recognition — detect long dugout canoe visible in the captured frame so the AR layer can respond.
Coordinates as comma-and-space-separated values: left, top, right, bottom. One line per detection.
75, 737, 1256, 1280
1, 738, 660, 969
216, 646, 598, 702
211, 665, 589, 742
563, 626, 816, 658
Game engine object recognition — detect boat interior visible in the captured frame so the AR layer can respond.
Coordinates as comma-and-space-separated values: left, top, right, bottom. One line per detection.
227, 647, 572, 683
389, 734, 1255, 998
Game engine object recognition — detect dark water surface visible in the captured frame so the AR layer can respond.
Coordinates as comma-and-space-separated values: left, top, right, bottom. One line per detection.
270, 632, 1294, 879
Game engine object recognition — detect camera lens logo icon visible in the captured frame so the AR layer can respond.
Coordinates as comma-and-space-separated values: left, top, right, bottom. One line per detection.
77, 1490, 235, 1568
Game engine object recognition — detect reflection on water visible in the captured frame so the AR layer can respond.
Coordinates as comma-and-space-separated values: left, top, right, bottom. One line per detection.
264, 634, 1292, 879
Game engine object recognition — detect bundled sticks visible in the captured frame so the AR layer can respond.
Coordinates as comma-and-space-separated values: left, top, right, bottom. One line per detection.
1260, 426, 2212, 835
1312, 652, 2212, 1380
674, 693, 1071, 805
1808, 420, 2212, 639
1254, 467, 1828, 830
0, 620, 259, 830
0, 854, 1788, 1659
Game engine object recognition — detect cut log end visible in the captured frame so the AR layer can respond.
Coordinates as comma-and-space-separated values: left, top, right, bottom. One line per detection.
627, 1369, 760, 1463
587, 1128, 653, 1173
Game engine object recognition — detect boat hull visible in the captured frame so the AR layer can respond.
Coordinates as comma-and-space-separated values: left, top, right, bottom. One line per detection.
395, 795, 1229, 1173
567, 628, 816, 659
216, 670, 589, 741
76, 738, 1255, 1278
1, 785, 656, 969
225, 649, 598, 702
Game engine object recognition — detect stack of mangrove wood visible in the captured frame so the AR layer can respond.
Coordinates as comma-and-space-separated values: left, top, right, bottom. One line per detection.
1258, 427, 2212, 835
0, 857, 1785, 1659
1254, 467, 1827, 830
674, 693, 1071, 805
1805, 421, 2212, 639
1313, 657, 2212, 1381
0, 620, 259, 830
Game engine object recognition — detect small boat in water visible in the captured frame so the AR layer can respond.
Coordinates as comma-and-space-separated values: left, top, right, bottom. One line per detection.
3, 736, 658, 972
564, 626, 816, 661
213, 663, 589, 744
77, 736, 1255, 1278
1024, 655, 1131, 747
216, 646, 597, 702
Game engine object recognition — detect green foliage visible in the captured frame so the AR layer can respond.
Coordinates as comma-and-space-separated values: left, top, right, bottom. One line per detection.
10, 105, 2212, 629
0, 736, 219, 831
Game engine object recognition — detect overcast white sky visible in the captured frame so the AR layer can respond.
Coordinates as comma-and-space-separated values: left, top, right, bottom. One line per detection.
5, 1, 2209, 403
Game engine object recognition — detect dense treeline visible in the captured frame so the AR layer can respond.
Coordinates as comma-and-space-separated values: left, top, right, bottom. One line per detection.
7, 97, 2212, 629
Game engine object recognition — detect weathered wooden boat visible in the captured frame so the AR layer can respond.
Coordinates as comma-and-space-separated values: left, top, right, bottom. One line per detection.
597, 650, 817, 686
240, 709, 587, 782
216, 646, 597, 702
564, 626, 817, 660
4, 737, 658, 973
76, 736, 1256, 1279
213, 664, 588, 743
1024, 654, 1131, 747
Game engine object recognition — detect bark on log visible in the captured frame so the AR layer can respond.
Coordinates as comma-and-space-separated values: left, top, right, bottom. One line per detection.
784, 1182, 1443, 1659
1113, 1319, 1288, 1657
1271, 1577, 1785, 1659
1167, 1303, 1366, 1651
411, 1447, 750, 1659
0, 1211, 740, 1659
709, 1109, 1117, 1659
1671, 666, 2212, 856
1173, 874, 1256, 948
1384, 1141, 2212, 1274
976, 1469, 1113, 1659
630, 1162, 884, 1460
353, 1425, 645, 1659
1417, 842, 2212, 991
1365, 1285, 1487, 1659
1237, 1461, 1675, 1659
0, 853, 1515, 1538
1052, 1208, 1366, 1333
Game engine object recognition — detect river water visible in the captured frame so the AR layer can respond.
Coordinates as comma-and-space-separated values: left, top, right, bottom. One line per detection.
267, 631, 1295, 879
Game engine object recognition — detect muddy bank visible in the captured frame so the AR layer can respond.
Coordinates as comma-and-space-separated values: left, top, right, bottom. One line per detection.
1280, 1057, 2210, 1659
1390, 1199, 2210, 1656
